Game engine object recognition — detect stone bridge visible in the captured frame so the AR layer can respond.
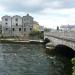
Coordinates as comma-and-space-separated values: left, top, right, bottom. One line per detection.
44, 31, 75, 50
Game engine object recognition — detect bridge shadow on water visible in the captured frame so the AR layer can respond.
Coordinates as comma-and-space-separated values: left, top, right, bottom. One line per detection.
46, 44, 75, 75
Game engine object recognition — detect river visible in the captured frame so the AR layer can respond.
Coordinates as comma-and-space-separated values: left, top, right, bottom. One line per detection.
0, 43, 72, 75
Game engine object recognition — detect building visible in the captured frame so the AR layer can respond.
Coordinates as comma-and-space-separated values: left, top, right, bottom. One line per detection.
22, 14, 33, 35
1, 14, 38, 37
2, 15, 12, 36
60, 25, 75, 31
12, 15, 22, 36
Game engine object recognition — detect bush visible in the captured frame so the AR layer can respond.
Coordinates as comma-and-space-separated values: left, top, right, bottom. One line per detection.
72, 58, 75, 75
29, 31, 44, 39
44, 38, 50, 44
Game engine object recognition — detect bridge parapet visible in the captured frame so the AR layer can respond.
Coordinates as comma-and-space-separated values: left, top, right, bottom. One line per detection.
48, 31, 75, 39
44, 31, 75, 50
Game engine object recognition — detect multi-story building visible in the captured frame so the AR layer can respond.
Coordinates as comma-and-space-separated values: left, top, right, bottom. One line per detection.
2, 15, 12, 36
1, 14, 41, 37
12, 15, 22, 36
22, 14, 33, 35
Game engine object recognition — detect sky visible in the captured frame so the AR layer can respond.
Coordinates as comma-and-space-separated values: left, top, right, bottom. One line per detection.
0, 0, 75, 28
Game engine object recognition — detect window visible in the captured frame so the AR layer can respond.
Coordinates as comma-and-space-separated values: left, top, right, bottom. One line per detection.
19, 28, 21, 31
6, 28, 8, 30
5, 18, 8, 21
24, 28, 26, 31
30, 28, 32, 31
16, 23, 18, 26
12, 28, 15, 31
5, 23, 8, 25
15, 18, 18, 21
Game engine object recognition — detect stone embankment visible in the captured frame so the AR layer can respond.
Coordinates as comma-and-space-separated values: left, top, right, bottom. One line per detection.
0, 39, 43, 44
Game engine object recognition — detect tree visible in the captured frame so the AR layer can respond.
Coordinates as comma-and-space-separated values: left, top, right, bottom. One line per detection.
29, 31, 44, 39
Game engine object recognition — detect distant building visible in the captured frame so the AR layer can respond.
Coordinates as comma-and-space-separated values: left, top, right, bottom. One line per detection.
40, 26, 44, 32
60, 25, 75, 31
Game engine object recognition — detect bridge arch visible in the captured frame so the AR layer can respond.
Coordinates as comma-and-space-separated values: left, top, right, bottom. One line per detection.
54, 44, 75, 59
46, 44, 75, 75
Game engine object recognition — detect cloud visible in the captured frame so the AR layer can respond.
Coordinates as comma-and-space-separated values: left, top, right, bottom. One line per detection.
32, 7, 75, 28
0, 0, 75, 13
0, 0, 45, 13
0, 0, 75, 28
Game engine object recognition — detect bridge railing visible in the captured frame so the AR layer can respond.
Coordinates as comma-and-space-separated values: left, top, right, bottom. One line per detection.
44, 31, 75, 41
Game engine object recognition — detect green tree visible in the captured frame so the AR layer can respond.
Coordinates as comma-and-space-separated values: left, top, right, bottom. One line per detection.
29, 31, 44, 39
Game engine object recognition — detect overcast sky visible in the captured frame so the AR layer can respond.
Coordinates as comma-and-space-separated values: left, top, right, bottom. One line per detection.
0, 0, 75, 28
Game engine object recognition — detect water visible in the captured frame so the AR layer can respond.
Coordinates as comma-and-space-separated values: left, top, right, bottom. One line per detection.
0, 43, 72, 75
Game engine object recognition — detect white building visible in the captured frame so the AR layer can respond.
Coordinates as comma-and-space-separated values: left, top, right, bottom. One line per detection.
1, 14, 41, 37
12, 15, 22, 36
2, 15, 12, 36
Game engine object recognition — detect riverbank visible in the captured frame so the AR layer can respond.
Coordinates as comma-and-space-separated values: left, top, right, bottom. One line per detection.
0, 39, 43, 44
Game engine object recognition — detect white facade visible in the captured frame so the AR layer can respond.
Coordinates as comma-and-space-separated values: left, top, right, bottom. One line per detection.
12, 15, 22, 36
2, 15, 12, 36
1, 14, 38, 37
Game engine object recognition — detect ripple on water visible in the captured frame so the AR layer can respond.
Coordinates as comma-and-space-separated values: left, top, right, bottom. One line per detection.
0, 44, 50, 75
0, 43, 72, 75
